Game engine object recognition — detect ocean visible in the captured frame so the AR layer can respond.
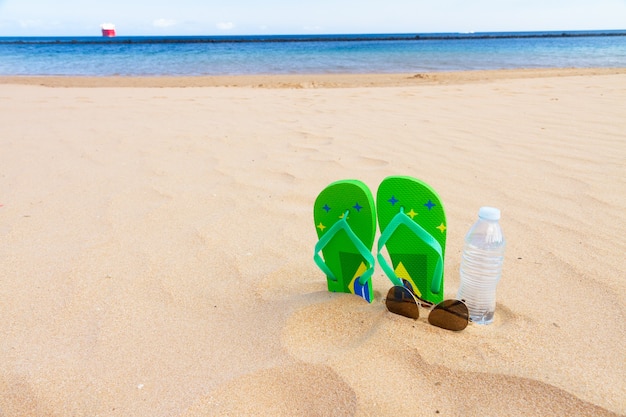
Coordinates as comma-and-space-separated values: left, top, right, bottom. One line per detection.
1, 30, 625, 76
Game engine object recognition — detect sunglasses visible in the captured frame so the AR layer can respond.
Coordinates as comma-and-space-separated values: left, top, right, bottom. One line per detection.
385, 285, 470, 331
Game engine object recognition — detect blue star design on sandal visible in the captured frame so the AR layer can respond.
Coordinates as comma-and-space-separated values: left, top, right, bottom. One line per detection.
388, 195, 399, 206
353, 202, 363, 212
424, 200, 436, 210
323, 204, 331, 213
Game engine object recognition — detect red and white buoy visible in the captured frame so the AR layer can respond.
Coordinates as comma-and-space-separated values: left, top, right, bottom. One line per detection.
100, 23, 116, 37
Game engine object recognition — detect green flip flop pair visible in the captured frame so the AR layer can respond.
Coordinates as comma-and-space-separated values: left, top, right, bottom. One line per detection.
313, 176, 447, 304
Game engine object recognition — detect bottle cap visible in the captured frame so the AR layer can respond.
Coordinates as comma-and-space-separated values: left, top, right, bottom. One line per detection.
478, 206, 501, 220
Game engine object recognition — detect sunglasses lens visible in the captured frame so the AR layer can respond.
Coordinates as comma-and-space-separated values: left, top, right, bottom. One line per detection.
428, 299, 469, 331
385, 286, 419, 319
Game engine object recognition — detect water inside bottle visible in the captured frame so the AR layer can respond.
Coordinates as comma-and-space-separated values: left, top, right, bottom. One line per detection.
458, 244, 504, 324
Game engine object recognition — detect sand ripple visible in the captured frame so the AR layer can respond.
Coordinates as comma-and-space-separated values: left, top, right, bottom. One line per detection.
181, 363, 357, 417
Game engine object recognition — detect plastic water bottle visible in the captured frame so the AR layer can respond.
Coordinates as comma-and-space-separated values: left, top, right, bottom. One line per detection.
457, 207, 505, 325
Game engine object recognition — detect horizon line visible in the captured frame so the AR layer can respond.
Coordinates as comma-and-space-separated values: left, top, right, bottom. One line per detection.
1, 29, 625, 43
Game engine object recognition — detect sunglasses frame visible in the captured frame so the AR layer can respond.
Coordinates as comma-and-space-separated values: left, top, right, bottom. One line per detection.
385, 285, 471, 331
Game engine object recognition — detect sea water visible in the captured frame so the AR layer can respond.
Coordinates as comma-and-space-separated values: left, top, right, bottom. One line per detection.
0, 31, 625, 76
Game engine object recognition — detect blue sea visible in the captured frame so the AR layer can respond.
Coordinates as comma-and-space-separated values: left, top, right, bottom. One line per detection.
0, 30, 625, 76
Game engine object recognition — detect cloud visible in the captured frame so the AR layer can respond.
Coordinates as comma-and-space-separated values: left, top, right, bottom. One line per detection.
216, 22, 234, 30
18, 19, 42, 28
153, 18, 177, 28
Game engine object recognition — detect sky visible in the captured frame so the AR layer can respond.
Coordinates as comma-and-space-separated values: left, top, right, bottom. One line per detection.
0, 0, 625, 36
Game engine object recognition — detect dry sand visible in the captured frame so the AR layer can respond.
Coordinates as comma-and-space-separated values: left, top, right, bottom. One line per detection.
0, 69, 625, 416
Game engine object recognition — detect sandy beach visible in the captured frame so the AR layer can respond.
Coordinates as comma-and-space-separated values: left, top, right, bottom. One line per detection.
1, 68, 625, 416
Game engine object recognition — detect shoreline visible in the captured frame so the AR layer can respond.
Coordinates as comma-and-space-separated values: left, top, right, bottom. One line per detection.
1, 67, 626, 88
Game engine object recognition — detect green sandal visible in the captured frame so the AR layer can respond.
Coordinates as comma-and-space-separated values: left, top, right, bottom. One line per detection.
314, 180, 376, 302
376, 176, 447, 304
